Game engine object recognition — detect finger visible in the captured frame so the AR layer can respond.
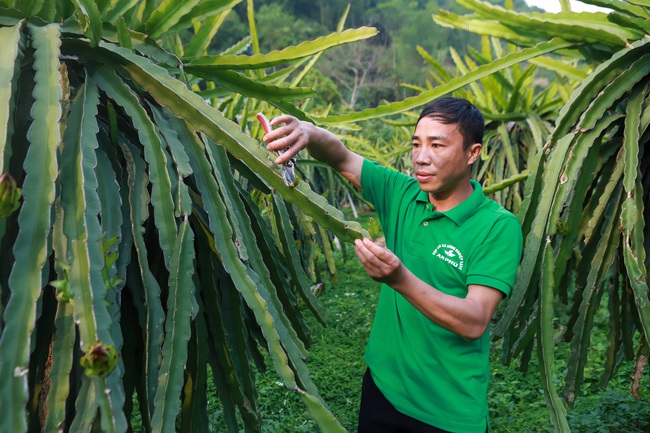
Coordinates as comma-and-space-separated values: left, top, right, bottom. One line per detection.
354, 239, 373, 260
267, 122, 297, 141
274, 141, 303, 164
355, 255, 383, 281
355, 240, 382, 270
362, 237, 384, 252
272, 132, 306, 164
361, 238, 392, 262
354, 241, 369, 265
263, 134, 299, 161
265, 120, 299, 145
262, 127, 289, 145
354, 247, 379, 277
269, 114, 293, 128
261, 116, 294, 144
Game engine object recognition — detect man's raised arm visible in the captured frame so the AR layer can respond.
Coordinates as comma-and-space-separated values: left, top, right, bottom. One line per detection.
262, 115, 364, 189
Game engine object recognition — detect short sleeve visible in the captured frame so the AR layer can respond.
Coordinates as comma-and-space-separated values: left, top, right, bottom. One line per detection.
361, 159, 416, 224
465, 214, 523, 296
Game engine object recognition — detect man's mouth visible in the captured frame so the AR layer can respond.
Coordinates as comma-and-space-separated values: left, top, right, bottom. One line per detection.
415, 171, 434, 182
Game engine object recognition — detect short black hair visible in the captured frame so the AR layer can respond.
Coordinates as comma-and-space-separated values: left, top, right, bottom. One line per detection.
416, 97, 485, 149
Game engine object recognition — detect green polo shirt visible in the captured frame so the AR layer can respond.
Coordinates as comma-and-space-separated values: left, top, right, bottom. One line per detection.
360, 159, 522, 433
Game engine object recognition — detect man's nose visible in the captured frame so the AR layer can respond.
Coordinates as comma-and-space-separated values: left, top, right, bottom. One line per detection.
413, 149, 430, 165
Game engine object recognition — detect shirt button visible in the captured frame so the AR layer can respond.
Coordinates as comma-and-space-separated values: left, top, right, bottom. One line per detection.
423, 221, 429, 226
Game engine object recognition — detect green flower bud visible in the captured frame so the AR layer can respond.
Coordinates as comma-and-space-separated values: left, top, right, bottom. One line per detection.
0, 173, 22, 217
80, 341, 119, 378
368, 217, 380, 241
556, 218, 570, 236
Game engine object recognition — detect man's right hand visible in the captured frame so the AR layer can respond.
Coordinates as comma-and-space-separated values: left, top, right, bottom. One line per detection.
262, 114, 364, 189
262, 115, 313, 165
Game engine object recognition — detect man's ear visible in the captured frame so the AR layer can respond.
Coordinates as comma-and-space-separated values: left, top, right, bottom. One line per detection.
467, 143, 482, 166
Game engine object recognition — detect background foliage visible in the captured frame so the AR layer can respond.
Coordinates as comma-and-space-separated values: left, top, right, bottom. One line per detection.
211, 0, 540, 109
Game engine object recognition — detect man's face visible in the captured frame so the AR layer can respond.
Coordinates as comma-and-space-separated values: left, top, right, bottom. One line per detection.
411, 116, 481, 201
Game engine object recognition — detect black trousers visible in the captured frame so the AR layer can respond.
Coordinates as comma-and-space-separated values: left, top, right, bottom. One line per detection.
357, 369, 452, 433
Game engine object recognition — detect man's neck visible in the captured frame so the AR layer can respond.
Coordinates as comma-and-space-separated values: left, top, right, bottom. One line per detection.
428, 180, 474, 212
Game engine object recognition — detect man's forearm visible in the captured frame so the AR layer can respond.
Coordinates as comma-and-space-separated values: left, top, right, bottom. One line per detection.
304, 124, 349, 169
390, 269, 497, 341
302, 123, 363, 188
354, 238, 503, 341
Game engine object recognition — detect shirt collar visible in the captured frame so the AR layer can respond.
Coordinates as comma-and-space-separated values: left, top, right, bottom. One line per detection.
416, 180, 485, 226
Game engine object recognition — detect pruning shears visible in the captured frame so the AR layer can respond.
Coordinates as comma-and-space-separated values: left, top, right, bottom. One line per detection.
257, 113, 297, 187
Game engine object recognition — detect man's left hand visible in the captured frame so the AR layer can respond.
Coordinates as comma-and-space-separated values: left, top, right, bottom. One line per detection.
354, 238, 405, 286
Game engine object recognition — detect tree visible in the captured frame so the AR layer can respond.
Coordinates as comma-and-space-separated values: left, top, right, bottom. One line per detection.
320, 42, 396, 110
0, 1, 376, 432
254, 3, 328, 52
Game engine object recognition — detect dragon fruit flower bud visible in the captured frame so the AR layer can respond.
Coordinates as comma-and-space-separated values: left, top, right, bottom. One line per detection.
80, 341, 119, 378
0, 173, 21, 218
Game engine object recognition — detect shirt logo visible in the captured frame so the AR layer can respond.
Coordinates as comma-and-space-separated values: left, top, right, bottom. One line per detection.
432, 244, 464, 270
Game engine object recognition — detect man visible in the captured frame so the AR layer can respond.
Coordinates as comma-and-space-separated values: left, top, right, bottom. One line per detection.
263, 97, 523, 433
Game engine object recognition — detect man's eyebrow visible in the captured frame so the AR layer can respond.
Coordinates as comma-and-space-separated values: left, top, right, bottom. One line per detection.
411, 134, 449, 141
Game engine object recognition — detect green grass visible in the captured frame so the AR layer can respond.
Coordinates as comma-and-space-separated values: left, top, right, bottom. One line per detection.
210, 250, 377, 432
